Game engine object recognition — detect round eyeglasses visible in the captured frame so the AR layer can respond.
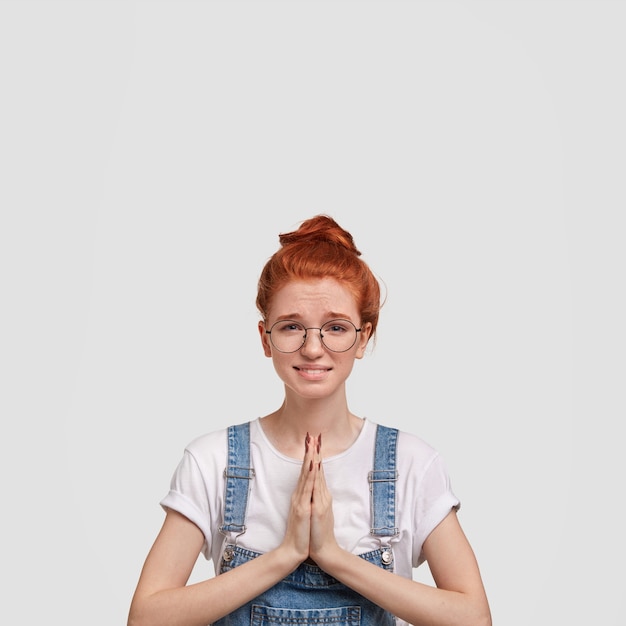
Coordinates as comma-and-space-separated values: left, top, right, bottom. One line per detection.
265, 319, 362, 353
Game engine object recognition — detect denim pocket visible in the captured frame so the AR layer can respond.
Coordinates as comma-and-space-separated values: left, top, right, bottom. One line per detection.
251, 604, 361, 625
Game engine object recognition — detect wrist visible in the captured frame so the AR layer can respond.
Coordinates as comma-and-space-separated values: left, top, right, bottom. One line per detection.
274, 543, 307, 573
310, 542, 345, 572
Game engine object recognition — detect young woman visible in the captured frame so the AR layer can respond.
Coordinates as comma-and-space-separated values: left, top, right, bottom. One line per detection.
128, 215, 491, 626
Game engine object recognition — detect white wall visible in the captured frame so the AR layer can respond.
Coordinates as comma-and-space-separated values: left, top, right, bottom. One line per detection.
1, 1, 624, 624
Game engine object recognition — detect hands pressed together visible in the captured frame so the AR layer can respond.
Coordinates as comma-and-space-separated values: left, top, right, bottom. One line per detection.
280, 433, 341, 569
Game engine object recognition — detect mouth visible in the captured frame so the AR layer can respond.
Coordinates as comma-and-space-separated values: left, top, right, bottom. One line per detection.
294, 366, 331, 376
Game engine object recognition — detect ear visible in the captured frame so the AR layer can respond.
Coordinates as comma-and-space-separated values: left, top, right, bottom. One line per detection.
355, 322, 372, 359
258, 320, 273, 357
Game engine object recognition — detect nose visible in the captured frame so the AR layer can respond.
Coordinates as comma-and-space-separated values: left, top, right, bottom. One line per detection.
300, 328, 325, 356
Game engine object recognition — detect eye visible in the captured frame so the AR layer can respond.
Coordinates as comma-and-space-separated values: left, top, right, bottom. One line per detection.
275, 320, 304, 333
323, 320, 350, 334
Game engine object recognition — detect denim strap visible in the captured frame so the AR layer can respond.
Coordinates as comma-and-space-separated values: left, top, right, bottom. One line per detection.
220, 422, 397, 538
368, 425, 399, 538
219, 422, 255, 536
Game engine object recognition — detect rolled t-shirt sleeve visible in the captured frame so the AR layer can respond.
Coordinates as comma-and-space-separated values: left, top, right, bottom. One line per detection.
160, 449, 214, 559
412, 452, 460, 567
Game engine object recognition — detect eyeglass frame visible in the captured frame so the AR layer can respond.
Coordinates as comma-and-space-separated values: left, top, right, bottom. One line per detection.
264, 318, 363, 353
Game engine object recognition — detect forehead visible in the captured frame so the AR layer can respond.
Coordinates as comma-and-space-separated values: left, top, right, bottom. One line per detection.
268, 278, 359, 320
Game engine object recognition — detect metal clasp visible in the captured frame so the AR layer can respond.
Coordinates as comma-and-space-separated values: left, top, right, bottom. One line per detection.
222, 545, 235, 563
381, 548, 394, 565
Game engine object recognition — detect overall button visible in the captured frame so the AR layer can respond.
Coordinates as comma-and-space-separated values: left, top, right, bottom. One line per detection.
222, 546, 234, 563
381, 549, 393, 565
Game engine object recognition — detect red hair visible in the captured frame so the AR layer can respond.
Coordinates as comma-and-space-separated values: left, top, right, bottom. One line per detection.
256, 215, 382, 338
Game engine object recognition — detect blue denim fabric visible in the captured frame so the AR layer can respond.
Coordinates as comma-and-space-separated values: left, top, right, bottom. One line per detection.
214, 422, 399, 625
368, 425, 399, 538
219, 423, 255, 536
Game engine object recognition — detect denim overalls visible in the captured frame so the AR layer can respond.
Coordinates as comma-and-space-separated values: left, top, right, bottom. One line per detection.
214, 422, 399, 625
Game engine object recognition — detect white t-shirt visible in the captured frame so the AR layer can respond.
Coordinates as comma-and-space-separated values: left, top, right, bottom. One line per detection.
160, 417, 459, 580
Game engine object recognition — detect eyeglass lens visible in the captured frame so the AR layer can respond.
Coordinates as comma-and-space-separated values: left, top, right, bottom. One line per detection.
268, 319, 359, 353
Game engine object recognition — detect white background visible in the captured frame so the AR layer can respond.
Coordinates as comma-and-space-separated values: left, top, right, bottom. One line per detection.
1, 1, 624, 624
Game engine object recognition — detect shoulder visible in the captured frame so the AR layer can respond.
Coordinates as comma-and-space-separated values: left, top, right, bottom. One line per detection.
370, 421, 445, 472
182, 420, 254, 471
370, 421, 438, 455
397, 428, 439, 457
185, 427, 228, 456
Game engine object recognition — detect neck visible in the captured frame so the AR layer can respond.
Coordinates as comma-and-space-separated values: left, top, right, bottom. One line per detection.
261, 391, 362, 458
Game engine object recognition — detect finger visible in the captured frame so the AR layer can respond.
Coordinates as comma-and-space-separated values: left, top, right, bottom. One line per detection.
299, 432, 315, 472
294, 432, 316, 499
311, 437, 330, 505
313, 463, 328, 503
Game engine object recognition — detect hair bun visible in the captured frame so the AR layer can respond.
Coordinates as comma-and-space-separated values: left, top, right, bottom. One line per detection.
257, 213, 381, 338
279, 214, 361, 256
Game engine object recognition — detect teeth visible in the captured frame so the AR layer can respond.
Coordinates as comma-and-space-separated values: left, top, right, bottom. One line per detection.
300, 369, 326, 374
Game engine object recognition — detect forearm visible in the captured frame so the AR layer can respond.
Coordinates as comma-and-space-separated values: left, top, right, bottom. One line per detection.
128, 547, 299, 626
318, 549, 491, 626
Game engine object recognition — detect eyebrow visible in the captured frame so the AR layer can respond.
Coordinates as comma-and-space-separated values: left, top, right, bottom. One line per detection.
275, 312, 354, 322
